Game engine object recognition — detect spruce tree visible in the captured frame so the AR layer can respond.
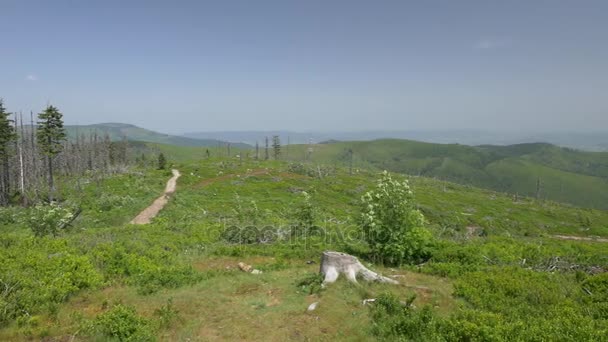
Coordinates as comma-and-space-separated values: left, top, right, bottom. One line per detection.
158, 152, 166, 170
0, 100, 16, 206
37, 105, 66, 201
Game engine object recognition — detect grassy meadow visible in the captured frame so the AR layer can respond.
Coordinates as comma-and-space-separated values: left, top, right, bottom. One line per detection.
0, 148, 607, 341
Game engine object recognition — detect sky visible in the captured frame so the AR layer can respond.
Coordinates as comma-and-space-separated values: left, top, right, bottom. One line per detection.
1, 0, 607, 134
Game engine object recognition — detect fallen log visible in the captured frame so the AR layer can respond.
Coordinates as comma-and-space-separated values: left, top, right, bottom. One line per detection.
319, 251, 398, 285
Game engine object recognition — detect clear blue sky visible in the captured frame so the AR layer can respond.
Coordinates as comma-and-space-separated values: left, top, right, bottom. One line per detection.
1, 0, 607, 133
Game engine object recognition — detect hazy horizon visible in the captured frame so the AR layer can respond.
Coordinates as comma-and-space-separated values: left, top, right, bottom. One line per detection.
2, 1, 607, 133
63, 122, 608, 136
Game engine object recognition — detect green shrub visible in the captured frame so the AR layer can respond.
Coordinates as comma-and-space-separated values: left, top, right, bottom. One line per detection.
290, 191, 321, 237
453, 267, 572, 317
369, 292, 440, 341
360, 171, 434, 265
90, 242, 200, 295
27, 203, 75, 237
97, 193, 134, 212
86, 304, 156, 341
220, 225, 277, 244
154, 298, 181, 328
296, 273, 324, 295
0, 207, 21, 226
0, 237, 101, 325
441, 307, 606, 341
287, 163, 335, 178
581, 273, 608, 319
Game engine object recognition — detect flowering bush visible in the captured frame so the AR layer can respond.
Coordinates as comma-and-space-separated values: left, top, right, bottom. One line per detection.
27, 203, 75, 237
360, 171, 433, 265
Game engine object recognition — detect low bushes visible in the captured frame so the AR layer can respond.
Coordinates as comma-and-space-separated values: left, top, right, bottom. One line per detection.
0, 237, 102, 325
84, 304, 156, 341
90, 241, 201, 295
369, 289, 608, 341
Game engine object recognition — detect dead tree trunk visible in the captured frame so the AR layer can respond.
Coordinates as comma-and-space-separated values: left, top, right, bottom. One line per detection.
319, 251, 398, 285
17, 113, 25, 196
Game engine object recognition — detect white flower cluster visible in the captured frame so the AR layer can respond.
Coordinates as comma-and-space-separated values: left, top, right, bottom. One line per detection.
358, 170, 430, 264
360, 170, 425, 235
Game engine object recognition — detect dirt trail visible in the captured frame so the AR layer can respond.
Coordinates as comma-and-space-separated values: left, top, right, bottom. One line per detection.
130, 169, 181, 225
552, 235, 608, 243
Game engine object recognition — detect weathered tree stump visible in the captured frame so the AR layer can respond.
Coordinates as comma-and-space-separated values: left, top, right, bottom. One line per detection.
319, 251, 398, 285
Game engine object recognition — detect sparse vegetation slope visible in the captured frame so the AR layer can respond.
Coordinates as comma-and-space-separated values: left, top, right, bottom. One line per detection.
287, 139, 608, 209
0, 144, 606, 341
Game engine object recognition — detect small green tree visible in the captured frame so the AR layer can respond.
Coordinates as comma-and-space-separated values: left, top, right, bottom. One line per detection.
0, 100, 16, 206
37, 105, 66, 202
291, 191, 318, 237
157, 153, 166, 170
360, 171, 433, 265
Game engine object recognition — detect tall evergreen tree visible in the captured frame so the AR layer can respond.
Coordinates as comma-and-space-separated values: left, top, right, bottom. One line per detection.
0, 100, 16, 206
264, 136, 269, 160
158, 152, 166, 170
37, 105, 66, 201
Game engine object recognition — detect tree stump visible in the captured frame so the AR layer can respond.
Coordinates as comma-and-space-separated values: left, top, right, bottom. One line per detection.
319, 251, 398, 285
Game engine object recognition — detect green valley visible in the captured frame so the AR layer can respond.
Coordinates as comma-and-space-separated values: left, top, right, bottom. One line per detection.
286, 139, 608, 210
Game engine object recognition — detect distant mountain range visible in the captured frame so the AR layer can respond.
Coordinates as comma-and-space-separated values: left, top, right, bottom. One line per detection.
183, 130, 608, 151
65, 123, 250, 148
286, 139, 608, 210
61, 123, 608, 209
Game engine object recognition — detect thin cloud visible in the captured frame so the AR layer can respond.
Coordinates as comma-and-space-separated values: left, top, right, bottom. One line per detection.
25, 74, 38, 81
474, 38, 509, 50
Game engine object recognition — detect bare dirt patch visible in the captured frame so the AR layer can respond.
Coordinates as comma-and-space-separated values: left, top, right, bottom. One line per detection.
130, 169, 181, 224
552, 235, 608, 243
193, 256, 278, 272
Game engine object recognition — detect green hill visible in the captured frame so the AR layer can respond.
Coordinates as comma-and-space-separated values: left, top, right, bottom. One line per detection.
1, 154, 607, 340
65, 123, 251, 148
286, 139, 608, 209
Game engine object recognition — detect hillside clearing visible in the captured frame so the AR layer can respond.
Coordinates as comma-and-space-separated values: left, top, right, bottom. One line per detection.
285, 139, 608, 210
0, 156, 606, 340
